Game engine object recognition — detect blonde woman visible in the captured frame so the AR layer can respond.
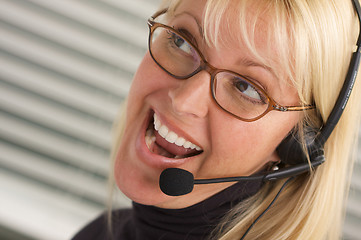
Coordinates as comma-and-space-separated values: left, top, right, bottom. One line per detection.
72, 0, 361, 239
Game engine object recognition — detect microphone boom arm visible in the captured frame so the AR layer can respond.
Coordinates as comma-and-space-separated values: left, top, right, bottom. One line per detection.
193, 155, 325, 185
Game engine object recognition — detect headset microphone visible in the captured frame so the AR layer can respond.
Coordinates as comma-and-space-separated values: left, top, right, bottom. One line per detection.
160, 155, 325, 196
159, 0, 361, 197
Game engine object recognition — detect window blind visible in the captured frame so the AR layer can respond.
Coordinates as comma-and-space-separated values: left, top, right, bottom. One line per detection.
0, 0, 157, 239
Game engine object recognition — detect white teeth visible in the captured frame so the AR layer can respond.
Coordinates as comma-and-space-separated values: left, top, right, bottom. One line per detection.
183, 141, 192, 148
174, 137, 186, 146
154, 114, 161, 131
165, 131, 178, 143
158, 125, 169, 138
153, 113, 202, 151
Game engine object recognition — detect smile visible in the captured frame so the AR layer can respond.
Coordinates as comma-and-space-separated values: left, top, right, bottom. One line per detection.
145, 113, 203, 158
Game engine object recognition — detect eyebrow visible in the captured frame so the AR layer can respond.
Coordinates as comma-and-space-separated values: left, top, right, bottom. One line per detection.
238, 58, 274, 75
238, 57, 278, 84
239, 57, 281, 93
173, 11, 204, 37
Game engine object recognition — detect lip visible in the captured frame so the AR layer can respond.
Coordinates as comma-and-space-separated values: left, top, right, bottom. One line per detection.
135, 109, 202, 169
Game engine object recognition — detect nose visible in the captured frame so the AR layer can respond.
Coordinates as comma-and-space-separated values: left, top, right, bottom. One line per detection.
168, 71, 211, 118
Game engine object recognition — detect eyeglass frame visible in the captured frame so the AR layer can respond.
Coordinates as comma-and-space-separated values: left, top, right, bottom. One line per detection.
147, 9, 315, 122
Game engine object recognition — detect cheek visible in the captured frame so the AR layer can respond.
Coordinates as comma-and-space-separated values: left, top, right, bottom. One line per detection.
202, 112, 299, 176
124, 53, 166, 128
128, 54, 155, 101
128, 53, 171, 101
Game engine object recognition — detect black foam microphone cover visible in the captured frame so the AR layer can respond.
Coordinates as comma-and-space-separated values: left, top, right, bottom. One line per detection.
159, 168, 194, 196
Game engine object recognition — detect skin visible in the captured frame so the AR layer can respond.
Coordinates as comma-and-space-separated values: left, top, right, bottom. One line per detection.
114, 0, 301, 209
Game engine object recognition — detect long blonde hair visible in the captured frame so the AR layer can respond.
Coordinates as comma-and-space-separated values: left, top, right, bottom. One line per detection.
110, 0, 361, 239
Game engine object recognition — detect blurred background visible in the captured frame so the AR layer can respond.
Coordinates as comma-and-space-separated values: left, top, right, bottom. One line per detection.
0, 0, 360, 239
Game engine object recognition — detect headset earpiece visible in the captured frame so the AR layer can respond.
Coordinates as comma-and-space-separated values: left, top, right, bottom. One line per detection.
276, 126, 323, 165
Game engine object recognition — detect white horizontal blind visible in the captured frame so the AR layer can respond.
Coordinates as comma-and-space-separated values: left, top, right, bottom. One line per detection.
0, 0, 158, 239
0, 0, 360, 240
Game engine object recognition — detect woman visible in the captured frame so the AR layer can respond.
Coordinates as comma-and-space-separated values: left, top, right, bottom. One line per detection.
73, 0, 361, 239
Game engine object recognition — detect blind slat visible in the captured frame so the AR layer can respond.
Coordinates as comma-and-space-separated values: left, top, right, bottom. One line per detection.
0, 113, 109, 175
0, 54, 123, 122
0, 24, 130, 96
0, 82, 111, 149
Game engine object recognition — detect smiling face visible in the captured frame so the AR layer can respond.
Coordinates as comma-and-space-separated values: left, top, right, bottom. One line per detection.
114, 0, 302, 209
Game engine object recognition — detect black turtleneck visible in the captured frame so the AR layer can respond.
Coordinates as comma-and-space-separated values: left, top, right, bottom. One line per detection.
72, 179, 262, 240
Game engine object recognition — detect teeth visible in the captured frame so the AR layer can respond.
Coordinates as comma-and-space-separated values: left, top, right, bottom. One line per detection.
158, 125, 169, 138
145, 129, 156, 149
154, 116, 161, 130
165, 132, 178, 143
183, 141, 191, 148
174, 137, 186, 146
153, 113, 202, 151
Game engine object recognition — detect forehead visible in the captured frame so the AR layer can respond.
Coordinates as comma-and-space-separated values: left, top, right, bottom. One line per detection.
169, 0, 291, 80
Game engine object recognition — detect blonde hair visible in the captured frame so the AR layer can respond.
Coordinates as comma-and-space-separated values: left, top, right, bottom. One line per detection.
109, 0, 361, 239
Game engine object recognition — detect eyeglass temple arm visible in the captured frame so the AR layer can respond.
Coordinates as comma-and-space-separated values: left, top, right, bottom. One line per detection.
275, 105, 315, 112
150, 8, 168, 21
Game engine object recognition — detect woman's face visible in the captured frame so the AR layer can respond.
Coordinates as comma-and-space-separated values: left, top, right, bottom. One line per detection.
115, 0, 300, 209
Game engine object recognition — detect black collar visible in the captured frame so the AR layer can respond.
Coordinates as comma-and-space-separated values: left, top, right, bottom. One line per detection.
131, 179, 263, 240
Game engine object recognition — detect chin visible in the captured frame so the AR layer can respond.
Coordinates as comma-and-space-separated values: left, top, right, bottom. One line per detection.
113, 157, 167, 206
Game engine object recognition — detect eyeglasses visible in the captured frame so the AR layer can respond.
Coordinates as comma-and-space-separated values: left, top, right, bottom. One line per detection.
147, 9, 315, 122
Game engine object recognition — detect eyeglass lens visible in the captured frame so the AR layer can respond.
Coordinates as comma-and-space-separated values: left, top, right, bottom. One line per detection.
149, 25, 271, 120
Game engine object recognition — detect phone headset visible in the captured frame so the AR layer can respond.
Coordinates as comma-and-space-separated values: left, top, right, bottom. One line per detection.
277, 0, 361, 169
159, 0, 361, 197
